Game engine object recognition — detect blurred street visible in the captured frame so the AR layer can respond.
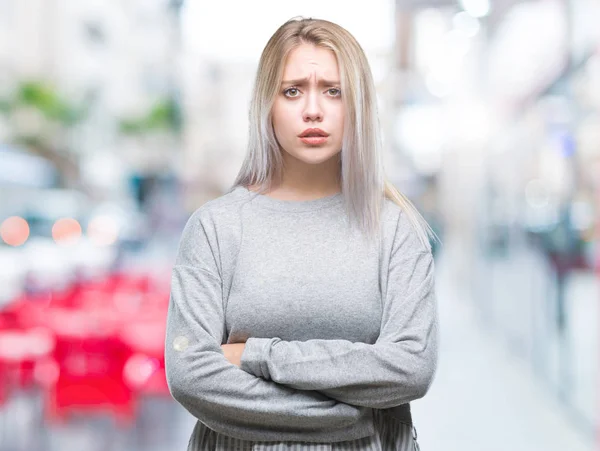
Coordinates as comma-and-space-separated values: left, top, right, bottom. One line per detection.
413, 240, 595, 451
0, 241, 595, 450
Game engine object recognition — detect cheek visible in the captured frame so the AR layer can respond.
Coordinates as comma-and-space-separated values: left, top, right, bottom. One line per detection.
333, 106, 344, 131
333, 108, 344, 146
272, 105, 294, 137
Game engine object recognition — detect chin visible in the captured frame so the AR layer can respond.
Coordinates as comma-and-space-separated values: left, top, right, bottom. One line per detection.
289, 148, 340, 164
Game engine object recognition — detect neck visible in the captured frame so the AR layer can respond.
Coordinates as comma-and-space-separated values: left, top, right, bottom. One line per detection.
271, 152, 341, 198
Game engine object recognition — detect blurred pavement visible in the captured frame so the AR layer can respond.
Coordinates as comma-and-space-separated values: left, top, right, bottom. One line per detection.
412, 241, 594, 451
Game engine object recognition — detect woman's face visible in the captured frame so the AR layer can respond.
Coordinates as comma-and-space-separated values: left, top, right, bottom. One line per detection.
271, 43, 344, 166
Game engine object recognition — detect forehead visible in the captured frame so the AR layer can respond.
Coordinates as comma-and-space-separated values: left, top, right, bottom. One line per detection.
282, 43, 339, 78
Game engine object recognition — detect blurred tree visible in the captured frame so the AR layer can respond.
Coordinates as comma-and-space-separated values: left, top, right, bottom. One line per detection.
17, 82, 80, 125
0, 81, 89, 187
117, 95, 182, 212
118, 97, 181, 135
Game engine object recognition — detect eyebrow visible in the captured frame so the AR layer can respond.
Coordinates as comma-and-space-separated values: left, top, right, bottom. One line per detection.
280, 77, 340, 86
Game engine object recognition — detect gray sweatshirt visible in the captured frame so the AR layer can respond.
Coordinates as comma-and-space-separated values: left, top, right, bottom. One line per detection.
165, 185, 438, 443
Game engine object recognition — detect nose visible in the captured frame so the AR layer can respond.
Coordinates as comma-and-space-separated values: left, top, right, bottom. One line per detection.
302, 90, 323, 122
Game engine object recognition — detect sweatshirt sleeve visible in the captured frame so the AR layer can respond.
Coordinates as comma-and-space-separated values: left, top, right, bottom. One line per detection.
164, 210, 365, 435
239, 212, 439, 410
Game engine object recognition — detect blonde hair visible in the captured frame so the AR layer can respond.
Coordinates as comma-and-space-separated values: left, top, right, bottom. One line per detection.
230, 16, 437, 248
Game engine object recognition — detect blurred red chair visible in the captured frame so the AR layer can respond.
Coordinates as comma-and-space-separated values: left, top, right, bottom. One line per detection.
120, 315, 168, 396
43, 307, 136, 427
104, 271, 151, 294
0, 302, 55, 393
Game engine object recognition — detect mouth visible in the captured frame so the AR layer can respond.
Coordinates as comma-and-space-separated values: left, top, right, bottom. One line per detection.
298, 128, 330, 145
298, 128, 330, 138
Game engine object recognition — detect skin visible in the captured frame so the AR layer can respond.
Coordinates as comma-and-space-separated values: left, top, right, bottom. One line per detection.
221, 342, 245, 367
248, 42, 345, 201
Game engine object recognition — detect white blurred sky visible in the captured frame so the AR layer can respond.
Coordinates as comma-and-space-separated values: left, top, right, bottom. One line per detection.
181, 0, 396, 61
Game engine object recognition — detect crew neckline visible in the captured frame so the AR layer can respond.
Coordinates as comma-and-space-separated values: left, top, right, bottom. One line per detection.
235, 186, 343, 212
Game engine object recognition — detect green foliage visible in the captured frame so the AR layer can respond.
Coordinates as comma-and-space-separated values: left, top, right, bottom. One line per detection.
119, 97, 181, 135
0, 81, 83, 126
0, 81, 181, 137
18, 81, 81, 125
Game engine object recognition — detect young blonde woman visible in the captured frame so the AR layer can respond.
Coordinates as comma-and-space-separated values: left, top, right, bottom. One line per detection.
165, 17, 438, 451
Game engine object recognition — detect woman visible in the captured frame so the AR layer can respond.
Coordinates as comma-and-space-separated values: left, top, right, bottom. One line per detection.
165, 16, 439, 451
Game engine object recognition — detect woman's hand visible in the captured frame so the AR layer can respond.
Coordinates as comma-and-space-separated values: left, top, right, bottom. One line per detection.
221, 343, 246, 367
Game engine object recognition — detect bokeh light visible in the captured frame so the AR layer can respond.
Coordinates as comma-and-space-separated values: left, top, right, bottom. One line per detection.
87, 215, 119, 246
52, 218, 82, 245
0, 216, 30, 246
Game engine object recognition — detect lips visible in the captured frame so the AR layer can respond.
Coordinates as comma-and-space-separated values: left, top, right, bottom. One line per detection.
299, 128, 330, 138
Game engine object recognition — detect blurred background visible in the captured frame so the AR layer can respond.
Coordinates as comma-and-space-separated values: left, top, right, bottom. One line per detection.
0, 0, 598, 450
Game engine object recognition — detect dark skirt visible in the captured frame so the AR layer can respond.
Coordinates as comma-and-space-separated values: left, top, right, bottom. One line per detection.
187, 409, 419, 451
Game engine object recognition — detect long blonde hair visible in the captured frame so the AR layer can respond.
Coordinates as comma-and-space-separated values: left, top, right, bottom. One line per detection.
230, 16, 437, 248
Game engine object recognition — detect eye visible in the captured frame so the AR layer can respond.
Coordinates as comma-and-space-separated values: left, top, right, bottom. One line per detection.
327, 88, 341, 97
283, 87, 300, 98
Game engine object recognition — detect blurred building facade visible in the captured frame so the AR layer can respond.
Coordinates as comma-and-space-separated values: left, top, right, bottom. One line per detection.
0, 0, 183, 201
391, 0, 600, 437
